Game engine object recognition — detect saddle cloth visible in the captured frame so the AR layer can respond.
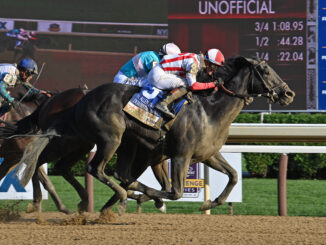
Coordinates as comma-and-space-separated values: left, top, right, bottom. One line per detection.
123, 85, 186, 129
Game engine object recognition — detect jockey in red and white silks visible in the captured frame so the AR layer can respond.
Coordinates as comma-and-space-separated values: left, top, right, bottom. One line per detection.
148, 52, 219, 91
152, 49, 225, 118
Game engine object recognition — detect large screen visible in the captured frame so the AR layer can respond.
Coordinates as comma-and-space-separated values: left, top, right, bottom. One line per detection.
168, 0, 317, 110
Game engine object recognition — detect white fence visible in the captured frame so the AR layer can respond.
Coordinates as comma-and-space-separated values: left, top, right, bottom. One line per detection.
0, 18, 168, 39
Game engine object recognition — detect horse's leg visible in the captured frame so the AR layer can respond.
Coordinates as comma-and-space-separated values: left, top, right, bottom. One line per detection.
131, 160, 170, 213
127, 156, 190, 201
0, 159, 17, 180
101, 181, 168, 214
36, 165, 71, 214
30, 171, 42, 213
152, 160, 171, 192
200, 152, 238, 211
54, 153, 89, 213
125, 155, 168, 213
102, 152, 168, 214
87, 142, 127, 214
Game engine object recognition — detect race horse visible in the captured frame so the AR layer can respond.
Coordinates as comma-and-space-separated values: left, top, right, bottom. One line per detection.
0, 85, 171, 213
16, 56, 295, 214
0, 85, 88, 214
0, 84, 70, 213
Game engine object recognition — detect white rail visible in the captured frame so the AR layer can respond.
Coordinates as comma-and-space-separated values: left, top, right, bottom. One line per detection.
221, 145, 326, 153
228, 123, 326, 143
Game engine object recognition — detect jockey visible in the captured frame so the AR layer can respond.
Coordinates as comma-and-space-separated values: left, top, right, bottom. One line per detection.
113, 43, 181, 87
6, 28, 32, 48
0, 58, 43, 116
149, 48, 225, 118
29, 31, 37, 40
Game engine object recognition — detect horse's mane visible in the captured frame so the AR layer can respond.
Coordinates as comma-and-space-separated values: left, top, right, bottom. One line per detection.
219, 55, 254, 81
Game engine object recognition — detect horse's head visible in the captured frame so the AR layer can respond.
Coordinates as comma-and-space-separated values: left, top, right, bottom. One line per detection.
248, 58, 295, 106
228, 57, 295, 106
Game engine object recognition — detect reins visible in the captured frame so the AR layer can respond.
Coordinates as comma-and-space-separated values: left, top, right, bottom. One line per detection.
217, 60, 280, 102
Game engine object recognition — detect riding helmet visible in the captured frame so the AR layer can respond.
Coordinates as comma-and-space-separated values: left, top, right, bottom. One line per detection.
17, 58, 38, 75
204, 49, 225, 66
159, 43, 181, 56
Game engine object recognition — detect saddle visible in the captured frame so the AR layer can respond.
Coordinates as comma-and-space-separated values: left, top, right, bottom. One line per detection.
123, 85, 190, 130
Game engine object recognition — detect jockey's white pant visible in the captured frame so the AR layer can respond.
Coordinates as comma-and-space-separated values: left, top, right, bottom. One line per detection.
148, 64, 187, 90
113, 71, 148, 87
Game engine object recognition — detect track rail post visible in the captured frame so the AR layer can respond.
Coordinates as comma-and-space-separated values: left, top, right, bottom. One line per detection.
204, 165, 211, 215
278, 153, 288, 216
85, 147, 96, 212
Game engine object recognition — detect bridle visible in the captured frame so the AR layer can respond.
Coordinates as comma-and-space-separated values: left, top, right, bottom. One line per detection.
218, 60, 286, 103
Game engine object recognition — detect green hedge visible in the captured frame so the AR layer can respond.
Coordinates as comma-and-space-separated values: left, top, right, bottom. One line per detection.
234, 113, 326, 179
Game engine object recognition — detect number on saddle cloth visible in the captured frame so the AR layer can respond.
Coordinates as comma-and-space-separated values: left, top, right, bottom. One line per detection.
123, 85, 187, 129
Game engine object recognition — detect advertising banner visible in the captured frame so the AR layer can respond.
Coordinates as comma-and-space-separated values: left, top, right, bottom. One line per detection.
0, 161, 48, 200
137, 153, 242, 202
37, 21, 72, 33
318, 2, 326, 109
0, 19, 14, 30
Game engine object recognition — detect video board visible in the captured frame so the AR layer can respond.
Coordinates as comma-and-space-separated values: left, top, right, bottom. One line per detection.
168, 0, 317, 110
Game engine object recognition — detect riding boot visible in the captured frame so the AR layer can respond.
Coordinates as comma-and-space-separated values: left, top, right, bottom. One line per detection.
155, 87, 188, 119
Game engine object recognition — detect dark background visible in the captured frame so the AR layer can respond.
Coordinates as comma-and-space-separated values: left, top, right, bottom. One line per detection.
0, 0, 312, 110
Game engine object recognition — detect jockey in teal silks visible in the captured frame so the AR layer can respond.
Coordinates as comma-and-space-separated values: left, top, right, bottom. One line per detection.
113, 43, 181, 87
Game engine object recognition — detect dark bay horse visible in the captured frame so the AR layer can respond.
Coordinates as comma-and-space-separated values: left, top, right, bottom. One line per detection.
0, 86, 88, 213
17, 56, 295, 213
0, 84, 68, 213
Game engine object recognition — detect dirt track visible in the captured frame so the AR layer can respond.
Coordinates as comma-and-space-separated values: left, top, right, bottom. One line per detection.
0, 212, 325, 245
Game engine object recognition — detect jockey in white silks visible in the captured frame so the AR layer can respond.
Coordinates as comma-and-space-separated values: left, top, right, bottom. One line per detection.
148, 49, 226, 118
113, 43, 181, 87
0, 58, 41, 117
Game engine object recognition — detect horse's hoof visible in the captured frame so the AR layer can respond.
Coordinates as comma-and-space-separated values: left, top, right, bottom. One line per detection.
158, 203, 167, 213
77, 201, 88, 213
200, 200, 212, 211
154, 201, 167, 213
117, 200, 127, 215
61, 208, 73, 215
26, 202, 36, 213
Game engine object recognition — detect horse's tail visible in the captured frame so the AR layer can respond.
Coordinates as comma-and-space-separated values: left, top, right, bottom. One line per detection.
0, 106, 40, 139
15, 133, 53, 187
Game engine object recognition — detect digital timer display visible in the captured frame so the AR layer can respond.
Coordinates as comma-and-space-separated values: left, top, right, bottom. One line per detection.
169, 0, 317, 110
